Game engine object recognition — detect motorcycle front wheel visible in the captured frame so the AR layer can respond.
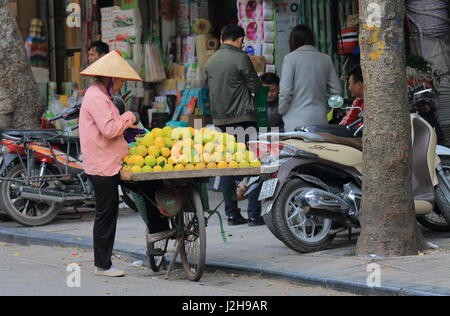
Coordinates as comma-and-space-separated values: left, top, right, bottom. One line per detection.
272, 179, 335, 254
434, 157, 450, 228
0, 163, 58, 227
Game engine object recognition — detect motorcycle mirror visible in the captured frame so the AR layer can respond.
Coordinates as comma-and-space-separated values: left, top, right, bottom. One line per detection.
328, 95, 345, 109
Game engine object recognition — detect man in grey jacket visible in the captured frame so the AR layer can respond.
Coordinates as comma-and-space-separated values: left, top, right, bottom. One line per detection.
279, 25, 341, 132
206, 25, 264, 226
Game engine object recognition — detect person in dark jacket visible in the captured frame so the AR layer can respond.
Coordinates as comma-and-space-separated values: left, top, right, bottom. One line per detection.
261, 73, 284, 132
206, 25, 264, 227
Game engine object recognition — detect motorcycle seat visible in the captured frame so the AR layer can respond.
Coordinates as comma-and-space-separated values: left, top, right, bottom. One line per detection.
314, 132, 363, 151
2, 130, 65, 141
297, 125, 360, 138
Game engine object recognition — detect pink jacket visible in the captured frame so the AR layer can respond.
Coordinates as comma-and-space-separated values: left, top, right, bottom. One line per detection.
79, 82, 136, 177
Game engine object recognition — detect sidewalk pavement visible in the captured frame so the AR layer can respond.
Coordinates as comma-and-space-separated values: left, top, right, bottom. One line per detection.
1, 191, 450, 296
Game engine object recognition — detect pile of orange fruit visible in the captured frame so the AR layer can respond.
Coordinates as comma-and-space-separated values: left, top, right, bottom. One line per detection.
122, 127, 262, 173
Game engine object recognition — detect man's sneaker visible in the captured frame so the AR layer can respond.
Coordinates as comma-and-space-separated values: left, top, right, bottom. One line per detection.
147, 229, 177, 243
228, 215, 249, 226
95, 266, 126, 278
248, 217, 266, 227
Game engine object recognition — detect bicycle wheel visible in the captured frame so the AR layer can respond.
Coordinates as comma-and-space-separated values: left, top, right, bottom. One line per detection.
179, 189, 206, 282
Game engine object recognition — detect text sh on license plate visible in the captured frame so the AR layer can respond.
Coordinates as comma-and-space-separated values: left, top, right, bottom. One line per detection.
259, 179, 278, 201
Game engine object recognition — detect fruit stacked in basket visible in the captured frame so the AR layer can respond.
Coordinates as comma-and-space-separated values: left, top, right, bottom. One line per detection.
123, 127, 261, 173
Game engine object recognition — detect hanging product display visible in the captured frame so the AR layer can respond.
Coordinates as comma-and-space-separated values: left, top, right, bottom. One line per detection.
144, 39, 167, 83
237, 0, 275, 73
101, 6, 142, 59
25, 18, 48, 68
192, 18, 212, 35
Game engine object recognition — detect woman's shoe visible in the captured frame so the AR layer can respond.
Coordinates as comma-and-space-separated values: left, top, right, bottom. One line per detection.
95, 266, 126, 277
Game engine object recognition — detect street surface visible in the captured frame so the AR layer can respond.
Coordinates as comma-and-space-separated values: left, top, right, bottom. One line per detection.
0, 242, 355, 296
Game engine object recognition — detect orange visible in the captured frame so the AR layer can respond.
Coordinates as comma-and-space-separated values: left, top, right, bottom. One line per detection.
156, 157, 167, 167
148, 145, 160, 157
239, 161, 250, 168
167, 157, 177, 165
154, 137, 165, 148
132, 155, 145, 168
145, 156, 157, 167
142, 166, 153, 173
174, 164, 185, 171
152, 128, 164, 138
195, 162, 206, 170
250, 160, 262, 167
185, 164, 196, 170
131, 166, 142, 173
136, 145, 148, 157
163, 164, 174, 172
207, 162, 217, 169
228, 161, 239, 169
153, 166, 163, 172
161, 147, 171, 158
217, 161, 228, 169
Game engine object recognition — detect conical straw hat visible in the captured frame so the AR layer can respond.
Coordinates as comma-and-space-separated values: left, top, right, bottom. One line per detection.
80, 51, 143, 81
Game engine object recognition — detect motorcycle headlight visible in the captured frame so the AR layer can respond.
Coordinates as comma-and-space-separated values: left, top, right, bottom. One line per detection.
279, 144, 318, 159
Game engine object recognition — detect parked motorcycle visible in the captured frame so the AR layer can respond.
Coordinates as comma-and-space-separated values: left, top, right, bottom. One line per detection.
0, 95, 137, 227
409, 83, 446, 145
255, 97, 450, 254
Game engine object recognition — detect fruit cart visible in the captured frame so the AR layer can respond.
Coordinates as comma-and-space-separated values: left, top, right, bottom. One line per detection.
120, 167, 261, 282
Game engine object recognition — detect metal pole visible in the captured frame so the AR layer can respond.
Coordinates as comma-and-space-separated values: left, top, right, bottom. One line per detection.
48, 0, 57, 82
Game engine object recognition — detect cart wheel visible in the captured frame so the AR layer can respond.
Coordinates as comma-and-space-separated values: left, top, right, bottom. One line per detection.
179, 190, 206, 282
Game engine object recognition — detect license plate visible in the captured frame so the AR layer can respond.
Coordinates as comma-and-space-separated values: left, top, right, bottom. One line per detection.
259, 179, 278, 201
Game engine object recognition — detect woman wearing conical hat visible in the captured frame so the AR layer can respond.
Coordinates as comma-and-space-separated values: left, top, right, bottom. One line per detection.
79, 51, 171, 278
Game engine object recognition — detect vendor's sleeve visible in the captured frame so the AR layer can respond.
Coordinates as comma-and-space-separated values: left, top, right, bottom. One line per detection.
88, 96, 136, 139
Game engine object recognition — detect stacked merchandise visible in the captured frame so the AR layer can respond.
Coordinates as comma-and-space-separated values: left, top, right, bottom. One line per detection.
155, 1, 217, 129
237, 0, 276, 73
176, 0, 191, 36
25, 19, 48, 68
63, 52, 82, 92
25, 18, 49, 104
101, 6, 143, 61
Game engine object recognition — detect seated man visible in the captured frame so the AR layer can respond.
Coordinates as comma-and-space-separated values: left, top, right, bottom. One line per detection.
261, 73, 284, 132
340, 66, 364, 126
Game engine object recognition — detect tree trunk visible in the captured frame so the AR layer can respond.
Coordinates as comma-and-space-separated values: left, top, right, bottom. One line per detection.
356, 0, 422, 257
0, 0, 45, 129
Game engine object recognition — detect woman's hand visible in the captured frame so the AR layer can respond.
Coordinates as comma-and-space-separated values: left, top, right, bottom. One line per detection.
124, 128, 146, 143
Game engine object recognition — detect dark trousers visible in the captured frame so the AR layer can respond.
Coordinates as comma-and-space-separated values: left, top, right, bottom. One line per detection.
216, 122, 261, 220
219, 176, 262, 219
88, 174, 121, 270
88, 175, 169, 270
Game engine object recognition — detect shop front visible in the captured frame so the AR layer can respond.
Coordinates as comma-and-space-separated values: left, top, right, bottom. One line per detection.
11, 0, 448, 138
